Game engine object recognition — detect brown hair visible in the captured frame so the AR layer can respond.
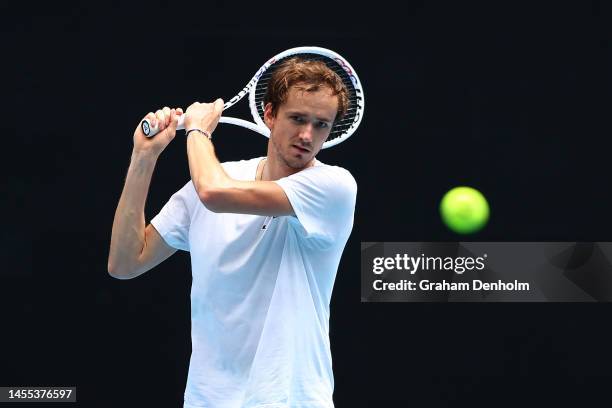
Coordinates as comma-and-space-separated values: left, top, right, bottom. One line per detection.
263, 58, 349, 123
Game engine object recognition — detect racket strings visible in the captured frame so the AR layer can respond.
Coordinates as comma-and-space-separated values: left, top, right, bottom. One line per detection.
252, 53, 361, 142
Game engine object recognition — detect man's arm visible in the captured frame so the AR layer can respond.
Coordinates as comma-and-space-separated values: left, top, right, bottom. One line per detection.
108, 107, 181, 279
183, 99, 294, 217
186, 129, 294, 216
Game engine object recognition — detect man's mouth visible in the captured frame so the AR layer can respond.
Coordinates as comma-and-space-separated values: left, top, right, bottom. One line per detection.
292, 145, 311, 153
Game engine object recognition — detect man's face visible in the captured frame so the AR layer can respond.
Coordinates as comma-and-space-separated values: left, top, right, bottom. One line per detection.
264, 84, 338, 169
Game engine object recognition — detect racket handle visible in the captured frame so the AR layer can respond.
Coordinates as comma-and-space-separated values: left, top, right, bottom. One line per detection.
140, 116, 270, 138
141, 115, 187, 138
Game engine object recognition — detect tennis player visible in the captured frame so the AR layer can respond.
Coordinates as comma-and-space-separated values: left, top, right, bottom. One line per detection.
108, 58, 357, 408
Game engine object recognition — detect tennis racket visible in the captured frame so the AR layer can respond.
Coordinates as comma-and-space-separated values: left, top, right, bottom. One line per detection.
141, 46, 364, 149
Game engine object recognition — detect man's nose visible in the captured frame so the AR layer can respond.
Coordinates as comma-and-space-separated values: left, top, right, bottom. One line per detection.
298, 123, 314, 144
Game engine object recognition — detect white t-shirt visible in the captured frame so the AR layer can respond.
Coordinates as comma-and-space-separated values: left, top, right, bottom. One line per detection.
150, 157, 357, 408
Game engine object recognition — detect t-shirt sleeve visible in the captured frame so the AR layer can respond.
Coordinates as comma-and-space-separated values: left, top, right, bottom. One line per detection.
150, 181, 198, 251
274, 165, 357, 249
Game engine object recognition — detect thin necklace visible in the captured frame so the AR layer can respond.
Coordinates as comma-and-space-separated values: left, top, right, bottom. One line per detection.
259, 158, 267, 181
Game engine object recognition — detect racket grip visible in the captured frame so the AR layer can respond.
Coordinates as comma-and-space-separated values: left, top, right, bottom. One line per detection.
141, 115, 187, 138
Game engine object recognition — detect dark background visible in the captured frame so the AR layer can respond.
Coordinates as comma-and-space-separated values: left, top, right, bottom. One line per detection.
4, 0, 612, 406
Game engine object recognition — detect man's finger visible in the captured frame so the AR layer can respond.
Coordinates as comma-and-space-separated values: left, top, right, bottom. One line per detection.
163, 106, 172, 126
145, 112, 157, 127
156, 109, 165, 129
214, 99, 224, 114
168, 109, 178, 137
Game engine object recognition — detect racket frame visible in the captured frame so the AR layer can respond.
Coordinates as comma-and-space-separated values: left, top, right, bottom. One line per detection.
141, 46, 364, 149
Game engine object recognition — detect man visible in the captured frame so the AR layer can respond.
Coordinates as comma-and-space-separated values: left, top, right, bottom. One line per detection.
108, 58, 357, 408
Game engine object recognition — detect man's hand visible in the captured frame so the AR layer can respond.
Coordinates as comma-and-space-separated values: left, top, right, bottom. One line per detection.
133, 106, 183, 157
184, 99, 224, 134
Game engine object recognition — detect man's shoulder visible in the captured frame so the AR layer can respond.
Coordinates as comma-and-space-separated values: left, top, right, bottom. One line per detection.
280, 161, 357, 198
308, 160, 356, 187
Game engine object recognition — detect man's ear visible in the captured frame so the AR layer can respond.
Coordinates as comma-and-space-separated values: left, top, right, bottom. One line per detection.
263, 103, 275, 129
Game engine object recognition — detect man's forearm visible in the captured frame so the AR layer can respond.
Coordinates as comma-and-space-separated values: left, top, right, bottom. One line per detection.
108, 150, 158, 275
184, 131, 293, 216
186, 132, 232, 202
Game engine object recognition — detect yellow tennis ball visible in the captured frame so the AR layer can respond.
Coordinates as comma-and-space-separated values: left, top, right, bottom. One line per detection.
440, 186, 490, 234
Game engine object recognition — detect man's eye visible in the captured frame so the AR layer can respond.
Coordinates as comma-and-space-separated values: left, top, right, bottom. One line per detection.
317, 122, 329, 129
291, 116, 304, 123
